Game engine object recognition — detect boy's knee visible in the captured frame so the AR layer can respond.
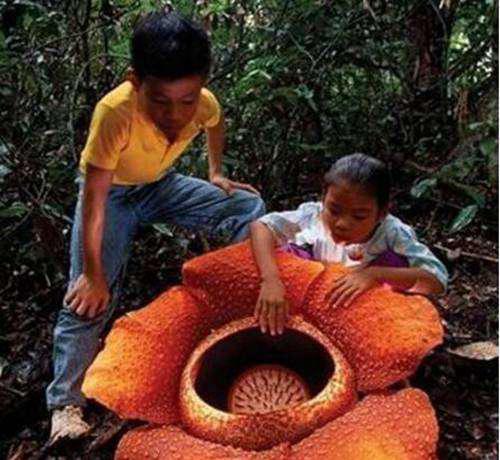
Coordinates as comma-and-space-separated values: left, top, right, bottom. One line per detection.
253, 195, 266, 218
235, 190, 265, 219
54, 307, 107, 339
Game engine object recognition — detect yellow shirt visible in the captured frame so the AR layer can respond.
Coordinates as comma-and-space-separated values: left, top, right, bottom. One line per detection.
79, 81, 221, 185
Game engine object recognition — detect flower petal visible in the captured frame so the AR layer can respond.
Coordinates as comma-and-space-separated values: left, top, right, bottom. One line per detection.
115, 425, 292, 459
182, 242, 323, 328
291, 388, 439, 460
302, 265, 443, 390
82, 287, 208, 423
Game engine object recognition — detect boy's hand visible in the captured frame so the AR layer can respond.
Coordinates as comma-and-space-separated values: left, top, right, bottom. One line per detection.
64, 273, 110, 319
326, 267, 379, 308
210, 174, 260, 196
254, 277, 289, 336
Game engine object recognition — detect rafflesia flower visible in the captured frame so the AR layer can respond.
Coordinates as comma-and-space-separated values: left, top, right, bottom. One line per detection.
82, 242, 443, 459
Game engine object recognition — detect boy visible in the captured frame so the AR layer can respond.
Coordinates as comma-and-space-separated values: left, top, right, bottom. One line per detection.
47, 10, 264, 443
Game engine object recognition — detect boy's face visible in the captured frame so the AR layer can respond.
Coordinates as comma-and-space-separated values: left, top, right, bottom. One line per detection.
134, 73, 204, 139
322, 180, 387, 244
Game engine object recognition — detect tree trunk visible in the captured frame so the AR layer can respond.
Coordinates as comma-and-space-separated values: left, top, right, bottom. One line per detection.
405, 0, 458, 155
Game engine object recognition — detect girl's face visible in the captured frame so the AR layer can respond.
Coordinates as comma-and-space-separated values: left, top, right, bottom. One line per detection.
322, 180, 387, 244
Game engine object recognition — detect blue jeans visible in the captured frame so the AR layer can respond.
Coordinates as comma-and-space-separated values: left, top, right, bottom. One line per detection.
46, 170, 265, 409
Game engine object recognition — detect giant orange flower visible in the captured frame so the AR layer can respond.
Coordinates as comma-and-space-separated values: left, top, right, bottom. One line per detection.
82, 242, 443, 459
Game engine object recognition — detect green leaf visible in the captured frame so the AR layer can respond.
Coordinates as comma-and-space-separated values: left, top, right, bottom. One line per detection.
448, 205, 478, 234
480, 138, 499, 185
41, 203, 72, 223
454, 184, 486, 207
0, 140, 9, 156
479, 138, 497, 158
0, 202, 29, 218
467, 121, 485, 131
410, 178, 437, 198
292, 142, 330, 151
153, 224, 173, 237
0, 164, 11, 179
241, 69, 272, 85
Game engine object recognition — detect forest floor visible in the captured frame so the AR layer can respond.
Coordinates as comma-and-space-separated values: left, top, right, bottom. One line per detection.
0, 189, 498, 460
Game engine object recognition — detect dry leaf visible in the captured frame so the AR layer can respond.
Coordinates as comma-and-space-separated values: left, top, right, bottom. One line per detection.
448, 341, 499, 361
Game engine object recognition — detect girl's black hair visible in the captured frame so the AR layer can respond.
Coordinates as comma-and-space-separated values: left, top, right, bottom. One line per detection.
324, 153, 391, 208
131, 10, 211, 81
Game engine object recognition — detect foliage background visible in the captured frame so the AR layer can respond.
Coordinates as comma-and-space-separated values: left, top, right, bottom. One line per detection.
0, 0, 498, 458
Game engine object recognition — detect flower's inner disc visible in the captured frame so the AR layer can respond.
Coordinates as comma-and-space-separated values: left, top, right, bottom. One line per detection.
228, 364, 310, 414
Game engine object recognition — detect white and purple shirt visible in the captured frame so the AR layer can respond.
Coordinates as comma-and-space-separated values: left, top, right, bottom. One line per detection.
259, 201, 448, 290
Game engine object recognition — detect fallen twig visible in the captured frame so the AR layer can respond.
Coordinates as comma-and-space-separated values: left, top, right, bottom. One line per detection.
434, 243, 499, 264
0, 381, 28, 398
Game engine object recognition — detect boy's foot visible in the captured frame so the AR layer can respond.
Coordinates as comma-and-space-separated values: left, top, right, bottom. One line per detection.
49, 405, 92, 445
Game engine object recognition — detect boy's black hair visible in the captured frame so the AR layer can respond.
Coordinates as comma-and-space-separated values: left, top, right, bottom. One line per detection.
131, 10, 211, 80
324, 153, 391, 208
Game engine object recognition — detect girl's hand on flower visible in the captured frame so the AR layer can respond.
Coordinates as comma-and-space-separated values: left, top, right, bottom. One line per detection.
254, 277, 289, 336
326, 267, 379, 308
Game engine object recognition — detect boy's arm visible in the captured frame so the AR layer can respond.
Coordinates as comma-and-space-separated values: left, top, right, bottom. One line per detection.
206, 113, 224, 181
206, 115, 260, 195
64, 164, 113, 318
250, 221, 288, 336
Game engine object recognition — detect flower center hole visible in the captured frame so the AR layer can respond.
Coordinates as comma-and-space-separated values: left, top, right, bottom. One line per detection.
194, 327, 335, 413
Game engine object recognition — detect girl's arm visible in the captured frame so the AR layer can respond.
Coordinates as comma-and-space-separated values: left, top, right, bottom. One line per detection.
250, 221, 289, 336
327, 218, 447, 307
327, 265, 443, 309
364, 266, 443, 294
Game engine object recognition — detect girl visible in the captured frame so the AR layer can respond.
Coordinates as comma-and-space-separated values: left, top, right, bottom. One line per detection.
250, 153, 448, 336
